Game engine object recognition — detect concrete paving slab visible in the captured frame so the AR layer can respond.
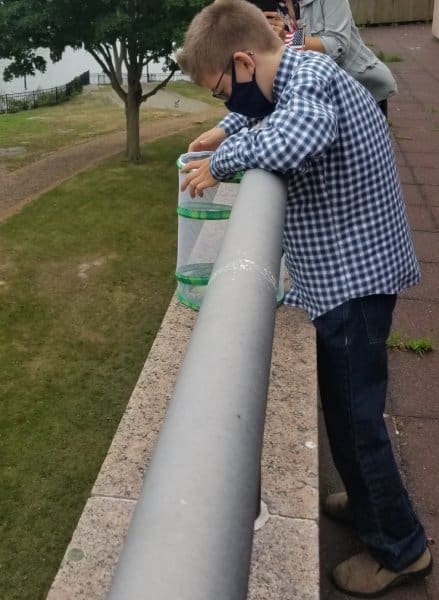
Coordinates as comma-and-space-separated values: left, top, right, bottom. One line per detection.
412, 231, 439, 262
248, 516, 319, 600
396, 417, 439, 518
419, 513, 439, 597
405, 204, 437, 231
393, 297, 438, 341
398, 165, 416, 185
413, 167, 439, 186
392, 99, 437, 115
409, 93, 439, 106
394, 136, 439, 154
404, 153, 439, 169
402, 184, 425, 206
394, 150, 407, 167
421, 185, 439, 207
47, 496, 135, 600
391, 102, 427, 118
389, 351, 439, 418
400, 263, 439, 301
389, 299, 439, 418
395, 416, 439, 595
262, 306, 318, 521
393, 125, 439, 142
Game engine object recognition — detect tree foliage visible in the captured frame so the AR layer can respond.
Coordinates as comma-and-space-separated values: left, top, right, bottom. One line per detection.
0, 0, 207, 160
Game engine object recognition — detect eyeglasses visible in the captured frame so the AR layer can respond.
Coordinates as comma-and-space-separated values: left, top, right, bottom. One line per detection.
211, 52, 255, 101
211, 60, 232, 101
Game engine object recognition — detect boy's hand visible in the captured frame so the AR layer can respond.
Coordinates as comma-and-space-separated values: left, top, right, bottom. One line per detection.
180, 158, 218, 198
188, 127, 227, 152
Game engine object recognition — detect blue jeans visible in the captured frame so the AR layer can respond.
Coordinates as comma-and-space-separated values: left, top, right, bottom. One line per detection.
314, 294, 427, 571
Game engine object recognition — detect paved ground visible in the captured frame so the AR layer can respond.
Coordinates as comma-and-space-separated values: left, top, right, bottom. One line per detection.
319, 23, 439, 599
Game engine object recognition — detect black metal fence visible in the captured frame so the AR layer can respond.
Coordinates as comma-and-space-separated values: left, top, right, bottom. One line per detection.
91, 71, 190, 86
0, 71, 90, 115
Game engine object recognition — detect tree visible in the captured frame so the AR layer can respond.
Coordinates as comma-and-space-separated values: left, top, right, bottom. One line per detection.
0, 0, 207, 161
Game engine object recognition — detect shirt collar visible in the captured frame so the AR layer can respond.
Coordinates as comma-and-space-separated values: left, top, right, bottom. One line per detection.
272, 46, 300, 103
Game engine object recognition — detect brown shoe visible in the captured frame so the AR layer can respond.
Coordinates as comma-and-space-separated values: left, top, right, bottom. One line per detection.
323, 491, 354, 526
332, 547, 432, 598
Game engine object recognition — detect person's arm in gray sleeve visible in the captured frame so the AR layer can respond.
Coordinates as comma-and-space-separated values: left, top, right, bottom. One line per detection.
304, 0, 352, 62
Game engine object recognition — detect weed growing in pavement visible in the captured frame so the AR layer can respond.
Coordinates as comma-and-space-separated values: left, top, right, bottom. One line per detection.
404, 337, 435, 355
377, 51, 404, 63
387, 331, 434, 355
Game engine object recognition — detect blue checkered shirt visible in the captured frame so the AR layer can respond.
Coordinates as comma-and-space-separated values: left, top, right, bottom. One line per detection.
210, 48, 419, 319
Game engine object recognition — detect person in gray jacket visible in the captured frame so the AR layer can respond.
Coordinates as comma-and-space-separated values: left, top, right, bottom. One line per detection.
260, 0, 397, 115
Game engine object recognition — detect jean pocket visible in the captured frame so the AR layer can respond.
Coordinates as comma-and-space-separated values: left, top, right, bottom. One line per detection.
360, 294, 396, 344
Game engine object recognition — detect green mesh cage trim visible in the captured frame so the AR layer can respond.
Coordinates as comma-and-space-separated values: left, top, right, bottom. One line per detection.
175, 262, 213, 285
276, 292, 285, 307
177, 202, 231, 220
176, 289, 201, 311
226, 171, 244, 183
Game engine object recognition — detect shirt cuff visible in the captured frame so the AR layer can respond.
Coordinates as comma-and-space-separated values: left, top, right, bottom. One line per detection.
218, 113, 249, 136
209, 137, 241, 180
319, 35, 344, 61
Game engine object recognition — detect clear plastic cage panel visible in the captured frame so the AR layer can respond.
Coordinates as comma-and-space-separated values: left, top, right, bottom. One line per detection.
175, 151, 284, 310
176, 203, 232, 310
176, 151, 232, 310
277, 254, 286, 306
177, 151, 219, 207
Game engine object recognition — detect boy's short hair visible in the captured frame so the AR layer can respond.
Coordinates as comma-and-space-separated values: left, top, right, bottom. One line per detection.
177, 0, 282, 85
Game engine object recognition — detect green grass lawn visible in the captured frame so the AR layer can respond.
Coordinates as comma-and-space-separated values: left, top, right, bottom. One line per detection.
0, 81, 221, 173
0, 85, 193, 171
0, 124, 214, 600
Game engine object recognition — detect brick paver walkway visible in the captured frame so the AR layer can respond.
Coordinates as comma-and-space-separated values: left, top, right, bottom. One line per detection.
319, 23, 439, 600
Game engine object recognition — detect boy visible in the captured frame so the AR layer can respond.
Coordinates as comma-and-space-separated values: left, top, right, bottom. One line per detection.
177, 0, 432, 596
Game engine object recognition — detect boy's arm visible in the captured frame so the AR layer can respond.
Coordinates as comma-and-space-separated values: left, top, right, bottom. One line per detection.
187, 113, 261, 152
217, 112, 264, 136
209, 76, 338, 179
218, 112, 248, 135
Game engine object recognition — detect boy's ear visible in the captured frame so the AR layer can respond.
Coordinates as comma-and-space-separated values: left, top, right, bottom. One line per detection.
232, 51, 256, 77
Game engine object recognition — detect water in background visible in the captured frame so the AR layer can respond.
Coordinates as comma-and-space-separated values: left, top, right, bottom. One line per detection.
0, 47, 169, 95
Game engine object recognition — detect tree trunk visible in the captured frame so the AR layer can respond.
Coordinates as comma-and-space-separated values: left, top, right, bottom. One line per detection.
115, 58, 123, 86
112, 42, 125, 86
125, 71, 142, 162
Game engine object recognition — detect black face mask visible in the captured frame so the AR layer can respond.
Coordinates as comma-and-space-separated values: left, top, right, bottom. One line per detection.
225, 61, 275, 119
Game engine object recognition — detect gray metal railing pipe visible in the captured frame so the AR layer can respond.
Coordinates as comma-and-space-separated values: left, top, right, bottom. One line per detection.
107, 169, 287, 600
